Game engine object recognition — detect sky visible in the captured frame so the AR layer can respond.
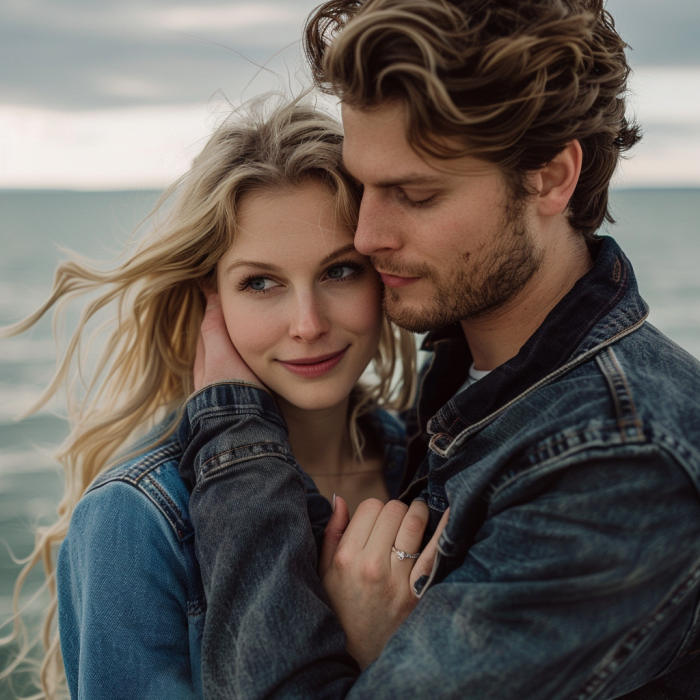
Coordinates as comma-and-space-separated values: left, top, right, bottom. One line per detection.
1, 0, 699, 190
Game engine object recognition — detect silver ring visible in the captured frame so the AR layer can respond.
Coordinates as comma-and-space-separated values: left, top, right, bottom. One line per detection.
391, 545, 420, 561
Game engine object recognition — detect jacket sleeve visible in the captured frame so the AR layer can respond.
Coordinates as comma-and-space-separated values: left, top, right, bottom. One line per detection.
177, 382, 359, 699
180, 383, 700, 700
57, 480, 199, 700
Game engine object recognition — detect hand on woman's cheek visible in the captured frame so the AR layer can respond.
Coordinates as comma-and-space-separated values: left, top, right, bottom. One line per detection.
193, 294, 262, 391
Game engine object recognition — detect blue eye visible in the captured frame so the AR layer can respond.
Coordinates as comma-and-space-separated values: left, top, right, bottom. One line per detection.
243, 276, 278, 293
327, 265, 354, 280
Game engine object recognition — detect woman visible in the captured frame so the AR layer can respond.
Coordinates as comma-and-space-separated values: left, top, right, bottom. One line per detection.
0, 96, 416, 700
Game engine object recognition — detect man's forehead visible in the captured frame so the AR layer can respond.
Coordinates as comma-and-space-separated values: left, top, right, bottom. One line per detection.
341, 101, 494, 184
341, 104, 440, 183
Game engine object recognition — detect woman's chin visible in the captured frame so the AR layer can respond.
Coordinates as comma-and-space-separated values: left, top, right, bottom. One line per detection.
271, 384, 354, 414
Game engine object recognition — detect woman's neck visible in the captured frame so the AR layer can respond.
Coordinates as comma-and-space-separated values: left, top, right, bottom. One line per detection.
275, 395, 355, 478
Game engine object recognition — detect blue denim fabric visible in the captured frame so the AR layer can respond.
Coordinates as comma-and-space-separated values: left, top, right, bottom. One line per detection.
179, 236, 700, 699
56, 408, 405, 700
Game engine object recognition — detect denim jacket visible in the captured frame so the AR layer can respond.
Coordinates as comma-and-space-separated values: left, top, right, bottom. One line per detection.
178, 237, 700, 700
56, 410, 405, 700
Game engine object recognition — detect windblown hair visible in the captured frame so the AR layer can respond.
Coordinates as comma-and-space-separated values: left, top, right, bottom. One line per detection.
0, 95, 416, 699
304, 0, 642, 240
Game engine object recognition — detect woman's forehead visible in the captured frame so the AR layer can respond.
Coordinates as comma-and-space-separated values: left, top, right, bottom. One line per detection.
223, 183, 355, 271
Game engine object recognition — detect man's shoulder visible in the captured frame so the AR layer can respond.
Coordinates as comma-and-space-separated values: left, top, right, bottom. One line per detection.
516, 320, 700, 450
443, 322, 700, 507
614, 321, 700, 418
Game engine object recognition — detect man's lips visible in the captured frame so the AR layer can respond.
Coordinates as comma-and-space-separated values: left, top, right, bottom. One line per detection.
379, 272, 421, 288
277, 347, 349, 378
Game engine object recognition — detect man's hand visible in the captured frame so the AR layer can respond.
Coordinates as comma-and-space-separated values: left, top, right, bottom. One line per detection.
193, 293, 261, 390
319, 497, 449, 669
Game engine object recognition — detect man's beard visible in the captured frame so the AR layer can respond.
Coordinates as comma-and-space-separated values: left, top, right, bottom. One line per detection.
378, 207, 543, 334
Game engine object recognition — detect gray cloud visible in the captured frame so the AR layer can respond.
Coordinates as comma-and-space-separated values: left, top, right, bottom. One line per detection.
0, 0, 698, 111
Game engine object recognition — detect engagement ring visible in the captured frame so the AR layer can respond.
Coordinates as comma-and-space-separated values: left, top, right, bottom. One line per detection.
391, 545, 420, 561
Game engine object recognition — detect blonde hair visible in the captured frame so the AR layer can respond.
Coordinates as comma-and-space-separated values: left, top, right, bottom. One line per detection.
0, 94, 416, 699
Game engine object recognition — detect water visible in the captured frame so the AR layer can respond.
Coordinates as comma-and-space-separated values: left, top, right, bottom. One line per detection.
0, 188, 699, 687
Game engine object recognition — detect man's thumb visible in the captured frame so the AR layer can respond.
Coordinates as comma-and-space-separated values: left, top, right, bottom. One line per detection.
410, 507, 449, 596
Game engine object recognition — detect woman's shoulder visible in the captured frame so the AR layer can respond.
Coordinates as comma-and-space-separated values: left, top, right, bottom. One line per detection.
80, 433, 192, 543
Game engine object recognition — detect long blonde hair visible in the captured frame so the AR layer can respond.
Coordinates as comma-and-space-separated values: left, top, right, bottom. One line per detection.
0, 94, 416, 699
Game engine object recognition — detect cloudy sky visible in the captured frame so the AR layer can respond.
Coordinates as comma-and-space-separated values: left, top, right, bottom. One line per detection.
1, 0, 699, 189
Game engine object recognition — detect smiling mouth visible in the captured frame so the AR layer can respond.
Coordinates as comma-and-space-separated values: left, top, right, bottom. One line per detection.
277, 346, 350, 378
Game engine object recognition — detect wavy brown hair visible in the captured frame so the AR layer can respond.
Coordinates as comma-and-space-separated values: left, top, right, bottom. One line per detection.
0, 94, 416, 699
304, 0, 641, 240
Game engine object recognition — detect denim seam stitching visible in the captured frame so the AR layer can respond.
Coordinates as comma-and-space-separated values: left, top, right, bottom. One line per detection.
186, 380, 271, 403
198, 449, 298, 482
199, 442, 295, 473
595, 347, 644, 441
651, 587, 700, 681
574, 557, 700, 700
189, 405, 287, 435
431, 311, 649, 457
87, 442, 180, 492
142, 474, 190, 540
86, 473, 190, 541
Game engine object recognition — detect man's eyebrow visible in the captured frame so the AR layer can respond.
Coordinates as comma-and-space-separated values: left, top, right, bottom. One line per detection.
223, 243, 359, 277
373, 174, 446, 188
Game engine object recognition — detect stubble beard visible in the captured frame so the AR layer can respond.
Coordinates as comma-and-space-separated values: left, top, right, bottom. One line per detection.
379, 208, 544, 334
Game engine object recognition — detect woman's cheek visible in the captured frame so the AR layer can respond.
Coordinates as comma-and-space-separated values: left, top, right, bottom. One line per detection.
221, 300, 281, 377
344, 276, 384, 338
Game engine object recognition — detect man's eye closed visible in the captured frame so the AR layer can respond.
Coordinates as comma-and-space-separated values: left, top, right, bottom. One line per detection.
398, 188, 438, 208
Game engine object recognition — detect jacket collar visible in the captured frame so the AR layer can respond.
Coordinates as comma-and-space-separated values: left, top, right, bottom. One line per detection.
423, 236, 649, 457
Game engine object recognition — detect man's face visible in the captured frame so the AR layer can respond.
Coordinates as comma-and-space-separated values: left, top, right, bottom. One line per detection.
342, 102, 543, 333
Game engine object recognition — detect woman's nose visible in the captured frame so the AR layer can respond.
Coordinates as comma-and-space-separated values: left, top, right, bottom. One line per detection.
289, 293, 330, 343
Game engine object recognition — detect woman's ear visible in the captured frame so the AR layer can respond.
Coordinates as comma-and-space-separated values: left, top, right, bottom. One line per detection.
197, 273, 217, 299
533, 140, 583, 218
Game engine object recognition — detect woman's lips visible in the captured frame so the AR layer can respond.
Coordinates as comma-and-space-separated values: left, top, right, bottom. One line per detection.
379, 272, 421, 288
277, 347, 349, 378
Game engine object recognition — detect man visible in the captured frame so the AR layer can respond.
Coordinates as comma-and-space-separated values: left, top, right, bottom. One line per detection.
179, 0, 700, 697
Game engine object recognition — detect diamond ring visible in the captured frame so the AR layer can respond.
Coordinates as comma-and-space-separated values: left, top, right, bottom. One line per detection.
391, 545, 420, 561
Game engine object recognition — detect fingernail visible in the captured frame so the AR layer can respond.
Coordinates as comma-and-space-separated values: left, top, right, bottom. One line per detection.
413, 574, 429, 597
332, 494, 336, 512
206, 293, 219, 310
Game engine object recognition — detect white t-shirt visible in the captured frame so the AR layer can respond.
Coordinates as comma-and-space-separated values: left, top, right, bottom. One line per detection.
453, 362, 491, 398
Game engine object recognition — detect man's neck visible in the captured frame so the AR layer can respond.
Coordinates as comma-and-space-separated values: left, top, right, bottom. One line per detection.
461, 231, 593, 371
275, 395, 355, 477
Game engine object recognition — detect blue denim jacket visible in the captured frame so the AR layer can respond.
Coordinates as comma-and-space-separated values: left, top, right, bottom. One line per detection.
178, 237, 700, 699
56, 410, 405, 700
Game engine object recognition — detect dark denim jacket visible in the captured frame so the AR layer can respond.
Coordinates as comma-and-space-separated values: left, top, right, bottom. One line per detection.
178, 237, 700, 700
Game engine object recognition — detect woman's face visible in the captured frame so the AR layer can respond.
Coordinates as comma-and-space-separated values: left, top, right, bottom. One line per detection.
217, 181, 384, 412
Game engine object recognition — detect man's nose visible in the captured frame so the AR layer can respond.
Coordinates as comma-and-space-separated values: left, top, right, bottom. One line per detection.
354, 191, 402, 257
289, 292, 330, 343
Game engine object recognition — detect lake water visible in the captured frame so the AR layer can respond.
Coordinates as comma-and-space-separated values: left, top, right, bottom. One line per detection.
0, 188, 699, 688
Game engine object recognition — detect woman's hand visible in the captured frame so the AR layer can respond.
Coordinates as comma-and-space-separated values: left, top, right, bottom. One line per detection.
318, 497, 450, 669
194, 293, 261, 391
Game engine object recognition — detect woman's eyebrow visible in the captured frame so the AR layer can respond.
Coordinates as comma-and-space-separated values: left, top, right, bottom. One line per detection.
223, 244, 359, 277
224, 260, 281, 276
319, 243, 358, 265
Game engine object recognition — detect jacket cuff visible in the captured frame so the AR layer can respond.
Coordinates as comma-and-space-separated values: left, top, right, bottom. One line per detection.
177, 381, 293, 489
